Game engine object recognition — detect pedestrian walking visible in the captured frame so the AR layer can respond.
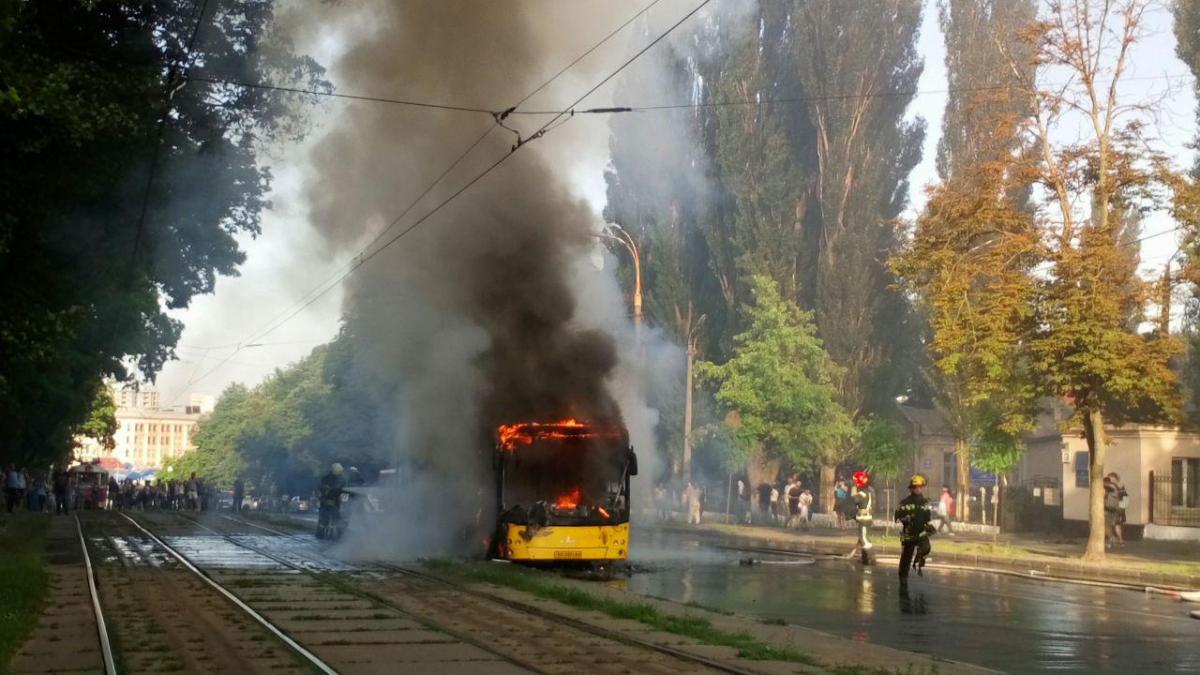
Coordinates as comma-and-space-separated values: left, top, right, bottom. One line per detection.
735, 479, 751, 525
53, 470, 69, 515
684, 481, 702, 525
1104, 474, 1127, 548
4, 464, 20, 513
769, 485, 781, 525
834, 480, 850, 527
798, 488, 813, 526
30, 476, 47, 513
936, 486, 956, 535
756, 482, 772, 524
186, 473, 200, 511
1112, 472, 1128, 545
786, 479, 802, 527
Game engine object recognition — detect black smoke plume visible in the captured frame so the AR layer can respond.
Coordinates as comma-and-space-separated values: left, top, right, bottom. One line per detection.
297, 1, 626, 554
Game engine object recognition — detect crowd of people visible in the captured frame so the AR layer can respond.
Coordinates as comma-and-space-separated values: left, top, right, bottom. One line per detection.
653, 473, 961, 537
4, 464, 49, 513
103, 473, 209, 511
2, 464, 220, 515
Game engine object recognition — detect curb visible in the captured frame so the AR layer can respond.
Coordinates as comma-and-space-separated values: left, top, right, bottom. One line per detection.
652, 523, 1200, 592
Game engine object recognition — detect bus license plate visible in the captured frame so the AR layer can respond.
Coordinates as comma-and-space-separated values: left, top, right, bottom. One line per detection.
554, 550, 583, 559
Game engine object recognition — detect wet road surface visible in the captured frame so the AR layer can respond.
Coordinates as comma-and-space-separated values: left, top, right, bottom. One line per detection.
625, 531, 1199, 673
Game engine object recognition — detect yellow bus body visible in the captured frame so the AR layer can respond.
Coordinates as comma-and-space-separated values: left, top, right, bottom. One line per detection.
503, 522, 629, 562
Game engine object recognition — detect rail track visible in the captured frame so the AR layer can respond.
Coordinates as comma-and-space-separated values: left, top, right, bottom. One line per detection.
217, 513, 763, 675
73, 514, 117, 675
116, 512, 339, 674
72, 512, 314, 674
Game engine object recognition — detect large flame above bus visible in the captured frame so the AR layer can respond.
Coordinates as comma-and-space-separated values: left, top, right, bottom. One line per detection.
496, 419, 625, 452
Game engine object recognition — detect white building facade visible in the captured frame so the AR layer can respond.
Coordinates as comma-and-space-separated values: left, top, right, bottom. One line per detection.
75, 385, 213, 471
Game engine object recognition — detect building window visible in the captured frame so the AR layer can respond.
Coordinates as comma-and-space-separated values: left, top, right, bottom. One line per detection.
1074, 452, 1089, 488
1171, 458, 1200, 508
942, 452, 957, 489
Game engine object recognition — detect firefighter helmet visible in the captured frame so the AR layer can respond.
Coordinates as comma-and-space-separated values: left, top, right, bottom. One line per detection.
852, 470, 870, 487
908, 473, 927, 488
331, 463, 344, 476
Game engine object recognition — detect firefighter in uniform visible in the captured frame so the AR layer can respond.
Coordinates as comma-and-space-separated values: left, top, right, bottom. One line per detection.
895, 473, 935, 581
851, 470, 875, 565
316, 463, 346, 540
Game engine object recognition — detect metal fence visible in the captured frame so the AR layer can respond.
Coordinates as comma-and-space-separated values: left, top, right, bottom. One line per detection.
1149, 473, 1200, 528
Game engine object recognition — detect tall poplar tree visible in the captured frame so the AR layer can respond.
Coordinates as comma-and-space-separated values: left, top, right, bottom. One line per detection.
924, 0, 1039, 519
789, 0, 926, 505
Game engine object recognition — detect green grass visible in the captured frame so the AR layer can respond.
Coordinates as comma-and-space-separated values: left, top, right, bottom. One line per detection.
0, 513, 50, 672
428, 560, 817, 664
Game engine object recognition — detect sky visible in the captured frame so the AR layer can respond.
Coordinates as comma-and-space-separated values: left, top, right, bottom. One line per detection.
153, 0, 1198, 407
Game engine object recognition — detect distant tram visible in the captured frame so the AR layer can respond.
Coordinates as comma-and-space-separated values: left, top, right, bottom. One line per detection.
68, 462, 109, 509
492, 419, 637, 563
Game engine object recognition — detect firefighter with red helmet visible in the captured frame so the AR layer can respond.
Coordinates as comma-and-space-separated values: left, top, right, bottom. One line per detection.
895, 473, 936, 582
851, 470, 875, 565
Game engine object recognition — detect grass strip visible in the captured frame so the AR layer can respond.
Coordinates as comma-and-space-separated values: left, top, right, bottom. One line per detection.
0, 513, 50, 672
428, 560, 817, 664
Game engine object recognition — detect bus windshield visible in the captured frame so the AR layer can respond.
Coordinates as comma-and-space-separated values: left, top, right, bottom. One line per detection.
497, 421, 633, 525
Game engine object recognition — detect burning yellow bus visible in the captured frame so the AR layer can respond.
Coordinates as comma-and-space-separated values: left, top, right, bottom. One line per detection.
492, 419, 637, 563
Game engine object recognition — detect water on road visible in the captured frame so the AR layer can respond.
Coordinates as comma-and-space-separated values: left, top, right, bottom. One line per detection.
624, 531, 1198, 673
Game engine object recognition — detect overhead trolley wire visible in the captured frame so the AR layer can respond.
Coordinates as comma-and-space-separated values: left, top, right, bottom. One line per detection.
195, 68, 1193, 118
165, 0, 681, 400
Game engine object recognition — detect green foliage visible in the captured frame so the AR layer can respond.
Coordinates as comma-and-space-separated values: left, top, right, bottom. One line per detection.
73, 384, 118, 453
857, 416, 914, 481
973, 424, 1025, 477
165, 327, 385, 494
696, 276, 855, 468
0, 0, 326, 468
788, 0, 926, 417
0, 514, 50, 669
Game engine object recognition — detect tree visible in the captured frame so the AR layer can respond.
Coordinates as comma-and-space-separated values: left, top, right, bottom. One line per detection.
857, 416, 915, 483
73, 384, 118, 456
901, 0, 1040, 520
903, 0, 1186, 560
170, 326, 388, 494
1173, 0, 1200, 425
1022, 0, 1184, 560
894, 160, 1042, 521
788, 0, 926, 425
696, 276, 855, 474
0, 0, 325, 467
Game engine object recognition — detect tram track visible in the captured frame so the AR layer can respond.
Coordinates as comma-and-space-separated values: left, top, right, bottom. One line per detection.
74, 514, 117, 675
221, 513, 773, 675
74, 511, 307, 674
130, 510, 540, 674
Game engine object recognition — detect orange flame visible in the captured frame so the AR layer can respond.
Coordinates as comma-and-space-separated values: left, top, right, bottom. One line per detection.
597, 506, 611, 519
554, 487, 582, 510
497, 418, 621, 451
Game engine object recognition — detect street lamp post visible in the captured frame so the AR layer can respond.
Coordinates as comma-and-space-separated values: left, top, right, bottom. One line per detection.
595, 225, 643, 344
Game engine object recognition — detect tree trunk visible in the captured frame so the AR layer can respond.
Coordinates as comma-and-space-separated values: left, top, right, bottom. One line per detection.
955, 437, 971, 523
683, 343, 695, 481
820, 464, 836, 514
1082, 407, 1108, 561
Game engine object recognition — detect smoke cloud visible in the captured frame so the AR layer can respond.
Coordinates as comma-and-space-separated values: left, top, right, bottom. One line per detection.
294, 0, 662, 557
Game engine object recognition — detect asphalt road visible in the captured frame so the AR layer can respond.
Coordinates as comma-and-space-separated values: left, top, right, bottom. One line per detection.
623, 530, 1199, 673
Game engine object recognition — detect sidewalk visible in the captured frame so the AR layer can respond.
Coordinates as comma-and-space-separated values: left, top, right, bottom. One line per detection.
651, 520, 1200, 590
6, 515, 104, 674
